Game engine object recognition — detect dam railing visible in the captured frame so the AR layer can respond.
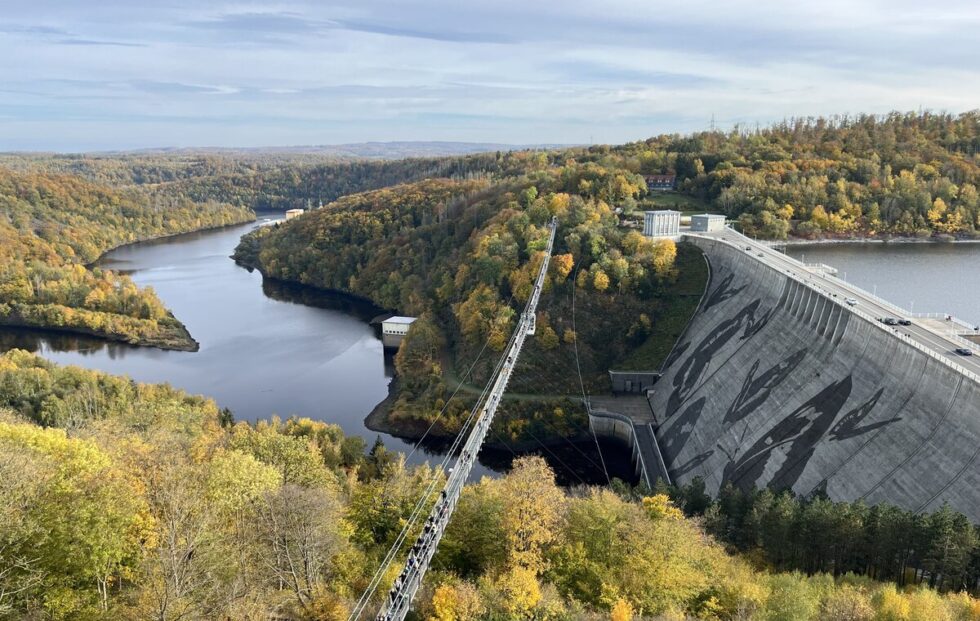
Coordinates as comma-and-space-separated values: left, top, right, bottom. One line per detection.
804, 273, 980, 355
684, 229, 980, 386
748, 234, 980, 356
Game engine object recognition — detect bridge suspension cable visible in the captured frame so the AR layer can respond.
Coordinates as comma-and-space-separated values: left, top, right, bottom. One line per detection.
352, 217, 558, 621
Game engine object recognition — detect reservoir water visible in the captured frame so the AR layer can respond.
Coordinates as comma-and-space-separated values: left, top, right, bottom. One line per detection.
0, 217, 628, 483
0, 218, 417, 450
784, 242, 980, 327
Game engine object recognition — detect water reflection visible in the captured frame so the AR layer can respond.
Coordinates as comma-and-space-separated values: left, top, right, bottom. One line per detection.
0, 328, 133, 357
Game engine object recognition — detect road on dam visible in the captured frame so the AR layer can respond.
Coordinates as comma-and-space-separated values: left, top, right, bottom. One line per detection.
703, 228, 980, 379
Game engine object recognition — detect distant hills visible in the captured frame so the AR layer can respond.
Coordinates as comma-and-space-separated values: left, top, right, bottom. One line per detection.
81, 141, 574, 159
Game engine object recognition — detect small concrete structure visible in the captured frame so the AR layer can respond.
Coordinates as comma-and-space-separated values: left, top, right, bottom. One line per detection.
609, 371, 660, 394
589, 406, 671, 487
690, 213, 726, 232
803, 262, 839, 276
285, 208, 305, 220
381, 316, 416, 348
644, 210, 681, 237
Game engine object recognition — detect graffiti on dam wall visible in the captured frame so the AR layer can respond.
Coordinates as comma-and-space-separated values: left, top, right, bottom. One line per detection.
662, 273, 750, 370
722, 376, 853, 490
724, 349, 808, 424
720, 380, 898, 492
659, 268, 904, 494
664, 286, 776, 419
661, 397, 706, 465
660, 347, 808, 470
703, 273, 747, 310
828, 388, 895, 441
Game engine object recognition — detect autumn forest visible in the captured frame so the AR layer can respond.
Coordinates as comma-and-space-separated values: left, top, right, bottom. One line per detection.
2, 112, 980, 620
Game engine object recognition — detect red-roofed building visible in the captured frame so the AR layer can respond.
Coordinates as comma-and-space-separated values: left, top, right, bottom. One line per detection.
644, 174, 676, 191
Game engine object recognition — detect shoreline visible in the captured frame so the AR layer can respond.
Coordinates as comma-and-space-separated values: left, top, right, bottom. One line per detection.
774, 236, 980, 247
6, 217, 257, 353
237, 266, 388, 322
0, 311, 199, 352
86, 214, 258, 268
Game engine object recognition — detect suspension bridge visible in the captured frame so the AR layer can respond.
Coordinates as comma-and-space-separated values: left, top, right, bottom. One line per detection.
348, 217, 561, 621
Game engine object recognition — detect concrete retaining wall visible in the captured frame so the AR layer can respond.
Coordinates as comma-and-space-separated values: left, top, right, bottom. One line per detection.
650, 237, 980, 520
589, 409, 647, 485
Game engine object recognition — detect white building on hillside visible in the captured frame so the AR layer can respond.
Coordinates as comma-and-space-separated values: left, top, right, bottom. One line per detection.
691, 214, 727, 232
644, 210, 680, 237
381, 316, 416, 348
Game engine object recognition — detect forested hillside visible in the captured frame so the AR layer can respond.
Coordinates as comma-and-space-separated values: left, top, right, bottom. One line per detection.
618, 111, 980, 238
0, 167, 253, 348
233, 164, 702, 445
1, 349, 978, 620
11, 111, 977, 241
0, 150, 541, 211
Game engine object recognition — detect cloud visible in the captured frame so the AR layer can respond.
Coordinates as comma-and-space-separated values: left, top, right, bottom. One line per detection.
56, 38, 146, 47
547, 61, 723, 88
0, 0, 978, 150
182, 11, 326, 42
0, 24, 70, 36
0, 23, 142, 47
183, 10, 515, 45
333, 18, 516, 44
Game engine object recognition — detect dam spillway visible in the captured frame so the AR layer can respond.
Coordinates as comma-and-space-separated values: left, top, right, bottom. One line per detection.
649, 232, 980, 520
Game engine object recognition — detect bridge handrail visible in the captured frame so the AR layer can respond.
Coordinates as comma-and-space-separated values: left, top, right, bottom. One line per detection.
374, 217, 559, 621
685, 230, 980, 386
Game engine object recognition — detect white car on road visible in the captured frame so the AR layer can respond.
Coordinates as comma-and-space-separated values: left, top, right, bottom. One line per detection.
845, 298, 859, 306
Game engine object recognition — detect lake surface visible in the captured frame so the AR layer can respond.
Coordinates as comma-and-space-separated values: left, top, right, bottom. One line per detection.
784, 242, 980, 326
0, 217, 630, 483
0, 218, 418, 447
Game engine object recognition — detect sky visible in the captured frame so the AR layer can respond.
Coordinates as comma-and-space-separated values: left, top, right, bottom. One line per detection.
1, 0, 979, 151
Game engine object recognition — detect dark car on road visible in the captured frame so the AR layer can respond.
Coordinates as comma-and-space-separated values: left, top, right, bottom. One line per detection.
898, 319, 912, 326
881, 317, 898, 326
954, 348, 974, 356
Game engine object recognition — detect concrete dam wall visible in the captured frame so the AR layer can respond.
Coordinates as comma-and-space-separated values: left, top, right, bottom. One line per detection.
650, 236, 980, 520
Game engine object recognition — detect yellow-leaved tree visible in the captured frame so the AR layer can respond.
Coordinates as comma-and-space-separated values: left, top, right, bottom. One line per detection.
500, 456, 566, 574
550, 253, 574, 282
453, 284, 515, 351
651, 239, 677, 278
593, 269, 610, 292
428, 581, 484, 621
611, 598, 634, 621
642, 494, 684, 521
494, 566, 542, 619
